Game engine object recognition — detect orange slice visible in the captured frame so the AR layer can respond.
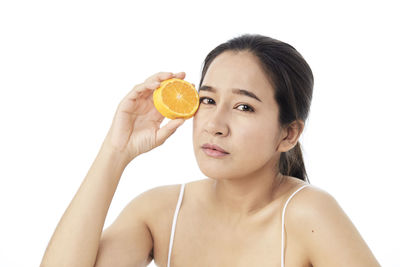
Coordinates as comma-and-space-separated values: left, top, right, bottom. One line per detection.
153, 78, 199, 119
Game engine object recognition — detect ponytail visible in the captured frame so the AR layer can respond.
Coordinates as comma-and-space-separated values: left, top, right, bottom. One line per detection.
279, 142, 310, 183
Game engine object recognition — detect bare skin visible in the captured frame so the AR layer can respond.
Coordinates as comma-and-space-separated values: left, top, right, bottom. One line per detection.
144, 175, 380, 267
40, 71, 187, 267
41, 65, 381, 266
147, 177, 312, 267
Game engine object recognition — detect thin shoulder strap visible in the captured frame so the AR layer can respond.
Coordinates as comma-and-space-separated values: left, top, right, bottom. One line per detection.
281, 184, 310, 267
167, 183, 186, 267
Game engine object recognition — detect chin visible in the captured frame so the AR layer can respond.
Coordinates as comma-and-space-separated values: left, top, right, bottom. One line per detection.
194, 148, 250, 180
197, 164, 245, 180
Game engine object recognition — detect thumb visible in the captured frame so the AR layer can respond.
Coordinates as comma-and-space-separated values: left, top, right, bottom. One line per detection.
155, 118, 185, 146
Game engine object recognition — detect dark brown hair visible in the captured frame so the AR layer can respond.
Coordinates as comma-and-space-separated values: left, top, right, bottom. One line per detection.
198, 34, 313, 183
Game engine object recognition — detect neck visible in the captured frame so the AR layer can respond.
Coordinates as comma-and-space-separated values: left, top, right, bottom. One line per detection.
209, 168, 286, 220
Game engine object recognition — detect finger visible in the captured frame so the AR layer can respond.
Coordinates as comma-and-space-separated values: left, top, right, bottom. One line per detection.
147, 105, 165, 122
144, 72, 175, 84
155, 119, 185, 146
121, 81, 160, 103
132, 72, 187, 100
173, 72, 186, 79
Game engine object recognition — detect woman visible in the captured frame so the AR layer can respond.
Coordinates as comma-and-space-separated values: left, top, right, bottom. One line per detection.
40, 34, 380, 267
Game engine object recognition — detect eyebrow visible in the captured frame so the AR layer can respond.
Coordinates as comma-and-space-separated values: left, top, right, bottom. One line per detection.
199, 85, 262, 102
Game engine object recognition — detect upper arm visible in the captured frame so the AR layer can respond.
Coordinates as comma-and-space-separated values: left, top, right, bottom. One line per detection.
94, 187, 161, 267
287, 186, 381, 267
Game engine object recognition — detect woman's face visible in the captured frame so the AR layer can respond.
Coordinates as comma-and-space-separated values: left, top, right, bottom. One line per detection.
192, 50, 284, 180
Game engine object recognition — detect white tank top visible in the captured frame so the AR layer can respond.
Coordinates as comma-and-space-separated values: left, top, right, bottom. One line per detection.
166, 183, 310, 267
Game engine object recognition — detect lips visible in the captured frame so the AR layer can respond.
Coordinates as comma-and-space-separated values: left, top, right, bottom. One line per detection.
201, 143, 229, 154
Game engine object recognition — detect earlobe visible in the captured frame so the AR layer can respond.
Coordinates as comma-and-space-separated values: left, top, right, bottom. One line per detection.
277, 139, 297, 153
276, 131, 293, 153
277, 120, 304, 153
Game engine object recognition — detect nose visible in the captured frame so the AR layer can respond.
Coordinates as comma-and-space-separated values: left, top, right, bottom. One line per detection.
203, 107, 230, 137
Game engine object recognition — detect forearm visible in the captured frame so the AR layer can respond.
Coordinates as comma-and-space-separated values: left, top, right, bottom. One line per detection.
40, 145, 129, 267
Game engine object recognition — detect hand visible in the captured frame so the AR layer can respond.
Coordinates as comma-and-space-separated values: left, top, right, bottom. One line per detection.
102, 72, 187, 163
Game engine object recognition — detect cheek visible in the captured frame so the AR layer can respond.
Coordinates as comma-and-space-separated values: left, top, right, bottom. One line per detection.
234, 124, 276, 154
192, 110, 209, 135
230, 125, 280, 175
192, 115, 199, 135
192, 115, 202, 147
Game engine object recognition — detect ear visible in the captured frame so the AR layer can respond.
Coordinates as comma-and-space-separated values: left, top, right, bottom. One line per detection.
277, 120, 305, 153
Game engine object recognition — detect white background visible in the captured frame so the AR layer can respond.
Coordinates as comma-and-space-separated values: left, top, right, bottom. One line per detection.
1, 0, 399, 266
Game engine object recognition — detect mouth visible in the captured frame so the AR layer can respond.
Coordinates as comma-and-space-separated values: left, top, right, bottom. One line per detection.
201, 143, 230, 157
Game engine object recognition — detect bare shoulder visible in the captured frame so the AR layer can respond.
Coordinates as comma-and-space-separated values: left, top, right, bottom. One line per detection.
94, 183, 183, 267
138, 183, 184, 221
284, 183, 347, 234
285, 184, 381, 267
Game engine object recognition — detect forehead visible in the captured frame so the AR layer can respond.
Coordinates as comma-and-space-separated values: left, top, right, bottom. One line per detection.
202, 51, 275, 103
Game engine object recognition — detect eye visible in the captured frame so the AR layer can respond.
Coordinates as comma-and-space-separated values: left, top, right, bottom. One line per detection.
199, 97, 255, 113
199, 97, 215, 105
236, 104, 255, 112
